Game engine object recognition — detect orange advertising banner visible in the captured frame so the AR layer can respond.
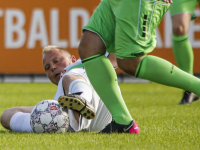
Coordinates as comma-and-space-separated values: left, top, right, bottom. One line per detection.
0, 1, 199, 74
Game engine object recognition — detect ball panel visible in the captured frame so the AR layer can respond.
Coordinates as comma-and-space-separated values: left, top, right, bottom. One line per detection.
36, 101, 48, 111
40, 113, 52, 125
33, 123, 44, 133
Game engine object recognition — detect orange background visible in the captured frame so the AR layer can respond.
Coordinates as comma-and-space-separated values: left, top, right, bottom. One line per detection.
0, 0, 199, 74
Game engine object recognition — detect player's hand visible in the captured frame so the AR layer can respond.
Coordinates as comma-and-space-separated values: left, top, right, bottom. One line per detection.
162, 0, 173, 4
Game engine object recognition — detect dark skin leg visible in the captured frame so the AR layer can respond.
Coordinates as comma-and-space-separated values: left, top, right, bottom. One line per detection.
79, 30, 143, 76
117, 56, 144, 76
171, 13, 191, 36
1, 106, 34, 130
78, 30, 106, 60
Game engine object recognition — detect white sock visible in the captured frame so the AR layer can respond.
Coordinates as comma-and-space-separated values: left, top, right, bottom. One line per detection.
69, 79, 92, 103
10, 112, 33, 132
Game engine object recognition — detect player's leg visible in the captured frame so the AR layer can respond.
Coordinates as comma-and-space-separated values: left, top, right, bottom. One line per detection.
115, 0, 200, 99
79, 32, 133, 125
59, 75, 96, 119
79, 0, 134, 127
172, 14, 193, 75
1, 106, 34, 132
170, 0, 197, 68
172, 14, 199, 104
117, 56, 200, 97
170, 0, 199, 104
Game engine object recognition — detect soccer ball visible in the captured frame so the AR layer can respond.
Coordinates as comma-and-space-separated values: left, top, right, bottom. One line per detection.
30, 100, 69, 133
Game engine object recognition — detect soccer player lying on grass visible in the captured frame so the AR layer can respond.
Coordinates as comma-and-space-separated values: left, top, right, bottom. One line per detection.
0, 45, 140, 133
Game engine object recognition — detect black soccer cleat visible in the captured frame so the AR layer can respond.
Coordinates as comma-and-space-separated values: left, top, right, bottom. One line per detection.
179, 91, 199, 105
100, 120, 140, 134
58, 94, 96, 119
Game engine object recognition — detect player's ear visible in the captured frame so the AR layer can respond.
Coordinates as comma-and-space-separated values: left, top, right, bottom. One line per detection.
71, 55, 76, 63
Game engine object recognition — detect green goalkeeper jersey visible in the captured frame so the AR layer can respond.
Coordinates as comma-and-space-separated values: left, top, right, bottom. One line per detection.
83, 0, 170, 59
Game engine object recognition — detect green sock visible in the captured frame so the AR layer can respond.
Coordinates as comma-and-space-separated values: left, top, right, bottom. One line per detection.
82, 55, 133, 125
172, 35, 194, 74
135, 55, 200, 96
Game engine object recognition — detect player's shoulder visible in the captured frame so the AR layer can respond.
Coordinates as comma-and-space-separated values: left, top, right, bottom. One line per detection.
61, 59, 85, 77
61, 67, 85, 78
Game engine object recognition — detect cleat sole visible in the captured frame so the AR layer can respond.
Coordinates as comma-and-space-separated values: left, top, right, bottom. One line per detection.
58, 95, 96, 119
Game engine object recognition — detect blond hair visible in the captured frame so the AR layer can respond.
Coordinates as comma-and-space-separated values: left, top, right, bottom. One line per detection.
42, 45, 71, 57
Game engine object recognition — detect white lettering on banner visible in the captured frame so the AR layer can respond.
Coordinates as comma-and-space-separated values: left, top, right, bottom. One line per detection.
5, 9, 26, 48
51, 9, 68, 47
0, 9, 3, 17
164, 11, 172, 48
2, 8, 199, 49
27, 9, 48, 48
70, 8, 89, 48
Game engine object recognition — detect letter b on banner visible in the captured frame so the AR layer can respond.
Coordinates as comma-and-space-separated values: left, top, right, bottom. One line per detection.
5, 9, 26, 48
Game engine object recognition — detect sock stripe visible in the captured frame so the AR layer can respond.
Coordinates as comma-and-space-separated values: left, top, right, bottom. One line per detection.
82, 54, 104, 63
172, 35, 188, 42
174, 38, 188, 42
135, 58, 144, 78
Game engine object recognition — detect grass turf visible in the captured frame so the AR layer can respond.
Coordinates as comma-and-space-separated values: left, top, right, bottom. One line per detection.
0, 83, 199, 150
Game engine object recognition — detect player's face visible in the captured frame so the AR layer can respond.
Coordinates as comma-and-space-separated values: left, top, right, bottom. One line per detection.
43, 49, 74, 85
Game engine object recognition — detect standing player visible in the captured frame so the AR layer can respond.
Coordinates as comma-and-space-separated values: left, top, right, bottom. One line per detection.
170, 0, 199, 104
77, 0, 200, 133
0, 45, 140, 133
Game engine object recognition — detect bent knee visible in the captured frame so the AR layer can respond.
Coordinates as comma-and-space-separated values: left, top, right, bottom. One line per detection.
118, 64, 137, 76
1, 109, 11, 129
172, 25, 187, 36
117, 57, 143, 76
1, 107, 21, 130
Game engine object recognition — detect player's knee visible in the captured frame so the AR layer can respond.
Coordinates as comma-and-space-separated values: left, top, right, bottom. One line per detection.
117, 60, 137, 76
117, 57, 143, 76
119, 65, 137, 76
1, 109, 10, 129
78, 42, 89, 59
1, 107, 21, 130
172, 24, 187, 36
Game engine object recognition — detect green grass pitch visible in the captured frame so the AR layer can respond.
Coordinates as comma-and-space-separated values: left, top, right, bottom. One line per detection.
0, 83, 199, 150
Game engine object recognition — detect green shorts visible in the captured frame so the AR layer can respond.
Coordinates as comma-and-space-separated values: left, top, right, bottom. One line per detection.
83, 0, 170, 59
170, 0, 198, 17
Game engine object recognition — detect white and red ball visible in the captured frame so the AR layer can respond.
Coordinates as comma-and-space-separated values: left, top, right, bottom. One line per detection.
30, 100, 69, 133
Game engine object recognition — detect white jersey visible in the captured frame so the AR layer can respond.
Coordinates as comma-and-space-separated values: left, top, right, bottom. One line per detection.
54, 63, 112, 132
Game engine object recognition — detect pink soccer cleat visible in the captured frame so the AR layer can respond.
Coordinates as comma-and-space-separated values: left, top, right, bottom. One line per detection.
100, 120, 140, 134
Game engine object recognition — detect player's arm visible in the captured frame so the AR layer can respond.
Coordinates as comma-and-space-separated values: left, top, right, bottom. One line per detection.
1, 106, 34, 131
